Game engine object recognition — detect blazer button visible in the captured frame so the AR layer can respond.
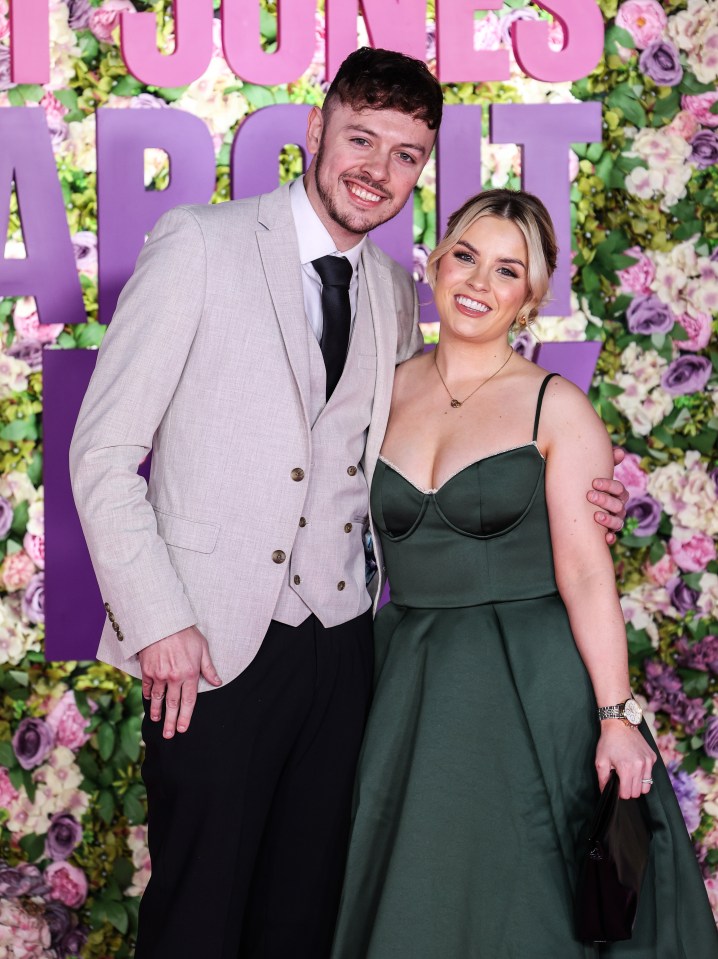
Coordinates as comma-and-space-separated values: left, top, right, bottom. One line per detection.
293, 574, 301, 585
347, 466, 358, 476
103, 602, 110, 611
108, 612, 116, 624
117, 632, 124, 642
112, 622, 120, 633
272, 550, 286, 564
337, 580, 346, 591
299, 517, 307, 527
291, 468, 305, 482
344, 523, 353, 533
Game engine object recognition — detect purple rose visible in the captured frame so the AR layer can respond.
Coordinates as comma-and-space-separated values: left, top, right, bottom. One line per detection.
44, 902, 73, 948
500, 8, 541, 46
690, 129, 718, 170
130, 92, 169, 110
676, 634, 718, 674
45, 813, 83, 861
0, 860, 48, 898
0, 495, 13, 538
412, 243, 431, 284
71, 231, 97, 273
644, 660, 707, 734
59, 924, 88, 957
6, 339, 43, 372
639, 40, 684, 86
0, 46, 11, 92
22, 572, 44, 624
667, 761, 702, 833
511, 329, 537, 361
12, 717, 54, 770
703, 716, 718, 759
667, 576, 699, 614
626, 294, 676, 335
661, 355, 712, 396
626, 493, 662, 536
67, 0, 91, 30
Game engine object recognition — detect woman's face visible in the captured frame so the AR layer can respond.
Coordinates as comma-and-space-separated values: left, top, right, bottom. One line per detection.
434, 215, 530, 343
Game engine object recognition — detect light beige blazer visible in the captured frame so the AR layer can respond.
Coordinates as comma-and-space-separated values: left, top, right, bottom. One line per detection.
69, 184, 423, 687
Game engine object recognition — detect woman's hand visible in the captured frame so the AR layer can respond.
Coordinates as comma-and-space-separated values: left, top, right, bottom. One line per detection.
595, 721, 657, 799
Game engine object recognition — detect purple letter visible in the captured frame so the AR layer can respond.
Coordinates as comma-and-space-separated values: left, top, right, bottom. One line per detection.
231, 104, 313, 198
490, 102, 602, 314
121, 0, 213, 88
223, 0, 315, 86
0, 109, 85, 326
325, 0, 426, 82
9, 0, 49, 83
436, 0, 510, 83
514, 0, 604, 82
97, 107, 216, 322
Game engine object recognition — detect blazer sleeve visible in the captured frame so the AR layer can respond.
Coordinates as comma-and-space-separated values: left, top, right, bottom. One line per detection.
69, 206, 206, 660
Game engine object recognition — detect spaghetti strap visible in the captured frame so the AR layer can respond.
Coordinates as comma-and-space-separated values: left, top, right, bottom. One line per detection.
532, 373, 560, 442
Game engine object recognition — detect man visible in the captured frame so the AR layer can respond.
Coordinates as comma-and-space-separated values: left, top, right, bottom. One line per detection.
70, 48, 627, 959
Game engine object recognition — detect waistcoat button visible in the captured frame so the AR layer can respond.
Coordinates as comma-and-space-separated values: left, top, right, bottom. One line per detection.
291, 468, 305, 481
272, 550, 286, 564
344, 523, 353, 533
347, 466, 357, 476
299, 517, 307, 527
293, 574, 301, 585
337, 580, 346, 591
117, 632, 124, 642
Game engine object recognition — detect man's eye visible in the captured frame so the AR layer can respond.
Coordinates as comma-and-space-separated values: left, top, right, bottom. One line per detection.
351, 138, 369, 146
398, 153, 416, 164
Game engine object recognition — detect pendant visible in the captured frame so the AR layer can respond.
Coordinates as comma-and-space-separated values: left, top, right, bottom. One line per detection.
451, 399, 462, 408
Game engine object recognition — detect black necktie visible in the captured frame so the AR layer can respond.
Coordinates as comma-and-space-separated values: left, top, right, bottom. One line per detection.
312, 255, 353, 401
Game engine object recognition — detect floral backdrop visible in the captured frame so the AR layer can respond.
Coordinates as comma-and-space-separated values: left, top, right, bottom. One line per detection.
0, 0, 716, 955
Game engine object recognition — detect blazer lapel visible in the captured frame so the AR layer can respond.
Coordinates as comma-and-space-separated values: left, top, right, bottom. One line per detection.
256, 186, 311, 428
361, 240, 398, 491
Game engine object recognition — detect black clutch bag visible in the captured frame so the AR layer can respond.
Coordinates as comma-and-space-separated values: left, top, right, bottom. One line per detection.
575, 770, 651, 942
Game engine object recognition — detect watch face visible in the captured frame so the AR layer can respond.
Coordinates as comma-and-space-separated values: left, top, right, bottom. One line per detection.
624, 699, 642, 726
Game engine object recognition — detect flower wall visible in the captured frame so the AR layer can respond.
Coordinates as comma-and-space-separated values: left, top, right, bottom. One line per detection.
0, 1, 716, 955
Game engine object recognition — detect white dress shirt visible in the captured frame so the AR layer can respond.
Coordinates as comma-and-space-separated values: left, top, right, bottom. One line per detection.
290, 176, 366, 342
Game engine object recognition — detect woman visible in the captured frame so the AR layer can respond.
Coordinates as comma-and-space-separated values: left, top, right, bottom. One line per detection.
331, 190, 718, 957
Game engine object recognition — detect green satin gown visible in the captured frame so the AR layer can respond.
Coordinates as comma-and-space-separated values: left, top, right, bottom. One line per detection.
331, 375, 718, 959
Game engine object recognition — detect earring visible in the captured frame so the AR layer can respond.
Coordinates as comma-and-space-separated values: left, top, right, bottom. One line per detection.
517, 313, 528, 328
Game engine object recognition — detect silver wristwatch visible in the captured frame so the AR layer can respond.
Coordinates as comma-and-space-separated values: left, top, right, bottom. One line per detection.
597, 698, 643, 727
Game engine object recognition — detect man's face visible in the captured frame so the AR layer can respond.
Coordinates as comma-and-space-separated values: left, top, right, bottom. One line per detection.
305, 101, 435, 249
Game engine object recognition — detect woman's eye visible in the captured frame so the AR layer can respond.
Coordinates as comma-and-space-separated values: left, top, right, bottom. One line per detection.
498, 267, 518, 278
453, 251, 473, 263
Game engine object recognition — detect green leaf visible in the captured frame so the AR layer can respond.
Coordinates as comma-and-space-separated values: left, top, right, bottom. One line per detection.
678, 669, 710, 697
97, 723, 116, 762
604, 24, 636, 54
111, 74, 143, 97
120, 716, 141, 763
241, 84, 275, 109
7, 88, 25, 106
679, 72, 715, 95
97, 788, 115, 825
74, 322, 106, 349
0, 416, 38, 441
122, 785, 146, 824
259, 7, 277, 42
21, 768, 36, 803
155, 85, 189, 102
54, 89, 78, 111
19, 832, 45, 862
8, 766, 24, 791
78, 30, 100, 61
105, 900, 129, 934
76, 748, 100, 783
113, 856, 135, 888
0, 740, 17, 767
10, 500, 29, 536
27, 451, 42, 487
691, 430, 717, 456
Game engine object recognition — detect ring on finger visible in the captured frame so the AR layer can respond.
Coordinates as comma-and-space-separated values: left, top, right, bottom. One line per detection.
641, 778, 653, 784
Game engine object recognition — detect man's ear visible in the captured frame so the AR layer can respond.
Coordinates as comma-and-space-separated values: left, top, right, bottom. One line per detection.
306, 106, 324, 155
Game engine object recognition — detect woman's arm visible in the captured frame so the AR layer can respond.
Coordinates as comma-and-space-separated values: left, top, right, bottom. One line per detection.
541, 377, 656, 799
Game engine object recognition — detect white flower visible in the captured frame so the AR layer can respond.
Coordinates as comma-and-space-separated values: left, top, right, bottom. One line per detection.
613, 343, 673, 435
697, 572, 718, 618
620, 590, 660, 646
173, 55, 249, 149
647, 451, 718, 535
59, 114, 97, 174
48, 0, 81, 90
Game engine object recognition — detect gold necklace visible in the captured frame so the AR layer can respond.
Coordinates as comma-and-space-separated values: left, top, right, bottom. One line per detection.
434, 346, 513, 409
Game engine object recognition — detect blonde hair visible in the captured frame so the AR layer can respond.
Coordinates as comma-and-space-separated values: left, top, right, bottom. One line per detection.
425, 189, 558, 327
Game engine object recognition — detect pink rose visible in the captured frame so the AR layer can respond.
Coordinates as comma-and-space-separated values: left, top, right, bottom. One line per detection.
669, 530, 717, 573
615, 0, 667, 49
13, 305, 64, 345
44, 861, 88, 908
0, 1, 9, 42
40, 91, 67, 126
0, 899, 51, 957
643, 552, 678, 586
617, 246, 655, 295
1, 551, 36, 592
0, 766, 19, 808
614, 451, 649, 498
677, 311, 712, 352
681, 92, 718, 129
89, 0, 136, 44
46, 690, 94, 751
666, 109, 700, 141
474, 12, 502, 51
22, 531, 44, 569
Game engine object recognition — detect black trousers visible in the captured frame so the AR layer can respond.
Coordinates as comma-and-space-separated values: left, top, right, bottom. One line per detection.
134, 612, 374, 959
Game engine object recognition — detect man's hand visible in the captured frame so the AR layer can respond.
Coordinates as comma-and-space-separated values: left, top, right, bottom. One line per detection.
588, 446, 629, 546
139, 625, 222, 738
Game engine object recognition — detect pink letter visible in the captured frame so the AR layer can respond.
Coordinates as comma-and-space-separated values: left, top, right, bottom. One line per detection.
9, 0, 49, 84
97, 108, 215, 321
513, 0, 604, 82
121, 0, 213, 88
436, 0, 510, 83
490, 102, 602, 315
325, 0, 426, 83
0, 109, 85, 326
223, 0, 315, 86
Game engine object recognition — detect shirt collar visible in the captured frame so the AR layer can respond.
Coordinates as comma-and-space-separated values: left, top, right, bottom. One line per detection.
290, 175, 365, 274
